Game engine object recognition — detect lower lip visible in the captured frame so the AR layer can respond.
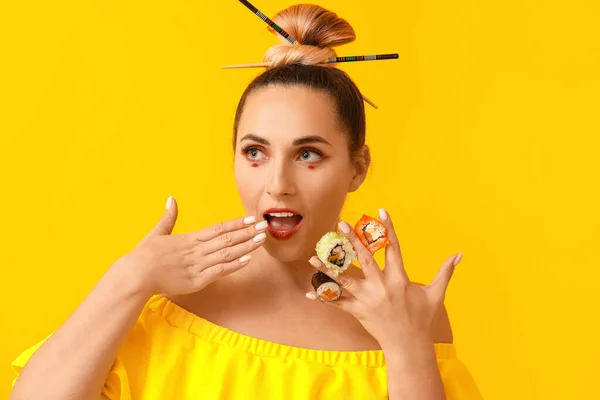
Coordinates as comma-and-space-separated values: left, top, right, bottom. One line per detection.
266, 218, 304, 241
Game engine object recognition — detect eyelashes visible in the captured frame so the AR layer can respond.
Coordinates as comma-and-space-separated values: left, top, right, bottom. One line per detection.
240, 146, 268, 161
240, 145, 325, 164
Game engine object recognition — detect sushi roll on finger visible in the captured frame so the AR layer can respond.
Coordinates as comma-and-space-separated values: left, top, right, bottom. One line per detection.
353, 215, 390, 254
311, 271, 342, 302
315, 232, 357, 278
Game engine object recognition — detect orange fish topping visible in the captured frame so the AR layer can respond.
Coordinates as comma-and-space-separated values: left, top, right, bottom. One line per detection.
320, 288, 339, 301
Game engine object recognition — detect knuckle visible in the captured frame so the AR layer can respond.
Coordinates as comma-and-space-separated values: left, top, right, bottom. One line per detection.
219, 247, 232, 262
189, 267, 201, 279
338, 277, 352, 289
212, 222, 225, 235
210, 263, 226, 277
220, 232, 233, 244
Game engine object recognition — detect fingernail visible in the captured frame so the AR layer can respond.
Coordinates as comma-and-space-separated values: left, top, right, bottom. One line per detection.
243, 216, 256, 225
166, 196, 173, 210
453, 253, 463, 267
239, 255, 251, 263
338, 221, 351, 234
306, 293, 317, 300
378, 208, 388, 221
255, 220, 268, 231
253, 232, 267, 243
309, 256, 321, 268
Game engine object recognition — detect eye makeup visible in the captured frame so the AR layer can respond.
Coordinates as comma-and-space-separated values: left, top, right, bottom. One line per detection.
240, 145, 328, 167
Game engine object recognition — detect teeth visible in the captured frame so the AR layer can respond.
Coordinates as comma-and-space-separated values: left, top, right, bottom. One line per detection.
268, 212, 296, 217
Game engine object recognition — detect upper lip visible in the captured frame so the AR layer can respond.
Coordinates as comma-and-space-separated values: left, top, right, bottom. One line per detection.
263, 208, 303, 216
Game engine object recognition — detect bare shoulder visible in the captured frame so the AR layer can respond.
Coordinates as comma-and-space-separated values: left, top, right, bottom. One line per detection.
413, 282, 454, 344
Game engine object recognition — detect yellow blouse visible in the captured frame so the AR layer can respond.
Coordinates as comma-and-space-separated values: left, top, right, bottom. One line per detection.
12, 295, 483, 399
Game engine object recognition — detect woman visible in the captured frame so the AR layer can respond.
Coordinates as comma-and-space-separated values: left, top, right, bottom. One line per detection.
10, 4, 482, 399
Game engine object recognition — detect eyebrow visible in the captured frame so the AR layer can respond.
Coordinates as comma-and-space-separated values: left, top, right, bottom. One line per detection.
240, 134, 332, 147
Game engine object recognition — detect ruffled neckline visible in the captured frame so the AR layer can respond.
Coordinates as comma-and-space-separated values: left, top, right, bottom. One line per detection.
146, 294, 457, 369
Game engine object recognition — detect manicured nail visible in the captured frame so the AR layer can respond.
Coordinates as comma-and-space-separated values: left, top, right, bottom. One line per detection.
378, 208, 388, 221
338, 221, 351, 234
243, 216, 256, 225
453, 253, 463, 267
239, 255, 251, 263
309, 256, 322, 268
255, 220, 268, 231
306, 292, 317, 300
166, 196, 173, 210
253, 232, 267, 243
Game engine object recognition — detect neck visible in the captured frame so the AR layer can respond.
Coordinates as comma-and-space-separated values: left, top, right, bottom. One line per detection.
244, 246, 318, 292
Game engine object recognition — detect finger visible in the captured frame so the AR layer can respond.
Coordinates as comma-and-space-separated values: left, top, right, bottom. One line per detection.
200, 220, 268, 255
338, 221, 382, 280
194, 254, 253, 284
309, 256, 362, 297
377, 208, 410, 284
428, 253, 462, 304
190, 215, 260, 242
143, 196, 179, 240
201, 231, 267, 268
317, 295, 356, 314
306, 291, 318, 300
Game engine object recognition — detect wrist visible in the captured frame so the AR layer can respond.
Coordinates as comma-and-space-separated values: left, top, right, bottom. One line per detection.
380, 334, 436, 363
378, 328, 433, 352
383, 344, 438, 380
107, 255, 155, 301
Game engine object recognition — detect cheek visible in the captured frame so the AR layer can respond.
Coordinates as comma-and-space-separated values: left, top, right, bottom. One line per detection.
300, 165, 351, 210
234, 161, 261, 208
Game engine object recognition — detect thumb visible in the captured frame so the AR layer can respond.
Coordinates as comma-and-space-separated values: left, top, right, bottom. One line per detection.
145, 196, 179, 238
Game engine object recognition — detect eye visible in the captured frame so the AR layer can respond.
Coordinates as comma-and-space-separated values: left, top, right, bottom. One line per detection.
298, 149, 322, 162
241, 146, 267, 161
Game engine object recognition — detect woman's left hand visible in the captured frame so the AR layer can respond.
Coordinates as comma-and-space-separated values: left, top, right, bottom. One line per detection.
306, 208, 462, 348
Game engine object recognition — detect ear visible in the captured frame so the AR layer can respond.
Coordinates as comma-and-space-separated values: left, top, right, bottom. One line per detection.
348, 145, 371, 192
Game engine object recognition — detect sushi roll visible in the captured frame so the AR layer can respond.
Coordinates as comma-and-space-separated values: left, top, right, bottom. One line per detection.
315, 232, 357, 277
311, 271, 342, 302
353, 215, 390, 254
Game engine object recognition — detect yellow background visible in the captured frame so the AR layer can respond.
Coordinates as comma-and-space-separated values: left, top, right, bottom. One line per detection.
1, 0, 598, 398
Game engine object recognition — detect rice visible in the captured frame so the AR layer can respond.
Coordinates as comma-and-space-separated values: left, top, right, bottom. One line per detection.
315, 232, 357, 277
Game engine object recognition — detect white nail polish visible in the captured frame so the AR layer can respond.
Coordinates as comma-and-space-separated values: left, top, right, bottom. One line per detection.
255, 220, 268, 231
243, 216, 256, 225
306, 293, 317, 300
253, 232, 267, 243
453, 253, 463, 266
378, 208, 388, 221
239, 255, 251, 263
309, 257, 321, 268
166, 196, 173, 210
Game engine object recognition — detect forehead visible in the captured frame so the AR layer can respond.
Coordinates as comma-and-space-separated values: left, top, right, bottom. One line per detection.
237, 85, 345, 145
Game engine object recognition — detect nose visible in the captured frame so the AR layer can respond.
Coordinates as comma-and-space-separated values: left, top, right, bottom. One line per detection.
265, 158, 297, 198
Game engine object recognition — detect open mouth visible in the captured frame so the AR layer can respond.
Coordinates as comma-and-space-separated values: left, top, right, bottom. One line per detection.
263, 210, 304, 240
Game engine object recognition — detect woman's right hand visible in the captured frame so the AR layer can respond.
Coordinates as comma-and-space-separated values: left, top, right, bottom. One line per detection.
115, 196, 267, 297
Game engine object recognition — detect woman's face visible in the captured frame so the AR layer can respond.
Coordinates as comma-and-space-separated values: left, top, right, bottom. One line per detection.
234, 85, 367, 262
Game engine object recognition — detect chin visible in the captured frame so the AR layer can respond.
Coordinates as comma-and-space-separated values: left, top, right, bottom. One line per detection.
262, 237, 314, 263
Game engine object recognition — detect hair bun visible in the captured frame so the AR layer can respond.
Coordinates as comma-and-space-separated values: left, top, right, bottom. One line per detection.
263, 4, 356, 69
263, 44, 335, 68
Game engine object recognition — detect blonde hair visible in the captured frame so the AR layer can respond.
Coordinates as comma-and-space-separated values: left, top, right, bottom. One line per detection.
262, 4, 356, 69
